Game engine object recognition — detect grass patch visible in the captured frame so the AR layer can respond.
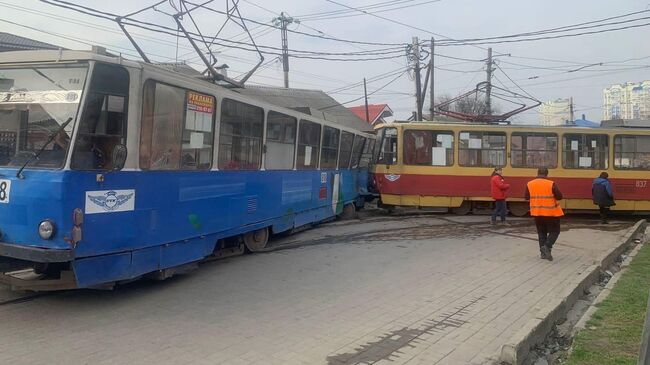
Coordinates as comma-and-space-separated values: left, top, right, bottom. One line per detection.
564, 242, 650, 365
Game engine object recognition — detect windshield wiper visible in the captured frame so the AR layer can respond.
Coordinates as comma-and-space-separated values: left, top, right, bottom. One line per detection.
16, 117, 73, 179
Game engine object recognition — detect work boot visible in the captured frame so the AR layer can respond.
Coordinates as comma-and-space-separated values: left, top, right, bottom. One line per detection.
544, 246, 553, 261
540, 246, 553, 261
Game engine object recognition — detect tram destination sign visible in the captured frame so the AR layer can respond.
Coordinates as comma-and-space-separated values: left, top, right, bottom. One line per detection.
0, 90, 82, 104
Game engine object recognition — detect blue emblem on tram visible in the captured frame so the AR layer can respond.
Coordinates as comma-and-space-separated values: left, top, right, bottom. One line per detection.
87, 190, 135, 212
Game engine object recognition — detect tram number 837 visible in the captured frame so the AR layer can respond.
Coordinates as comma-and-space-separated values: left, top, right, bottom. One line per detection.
636, 180, 648, 189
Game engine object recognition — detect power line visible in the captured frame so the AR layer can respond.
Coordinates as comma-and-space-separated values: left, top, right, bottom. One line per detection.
321, 70, 408, 109
435, 19, 650, 46
433, 9, 650, 45
41, 0, 409, 61
300, 0, 443, 21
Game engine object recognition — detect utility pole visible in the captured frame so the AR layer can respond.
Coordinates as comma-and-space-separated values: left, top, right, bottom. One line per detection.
363, 78, 370, 123
485, 47, 493, 115
429, 37, 435, 120
272, 13, 298, 88
569, 97, 575, 124
412, 36, 423, 121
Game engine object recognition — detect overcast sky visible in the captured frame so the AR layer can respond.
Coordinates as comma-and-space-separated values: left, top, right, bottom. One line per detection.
2, 0, 649, 124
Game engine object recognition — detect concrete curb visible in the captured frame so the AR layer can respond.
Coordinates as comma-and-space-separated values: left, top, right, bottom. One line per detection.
499, 219, 648, 365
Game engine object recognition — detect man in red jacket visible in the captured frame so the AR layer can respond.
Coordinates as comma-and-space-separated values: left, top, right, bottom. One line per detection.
491, 167, 510, 225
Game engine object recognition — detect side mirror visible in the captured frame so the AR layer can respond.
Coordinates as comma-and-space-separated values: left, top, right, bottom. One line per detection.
111, 144, 127, 171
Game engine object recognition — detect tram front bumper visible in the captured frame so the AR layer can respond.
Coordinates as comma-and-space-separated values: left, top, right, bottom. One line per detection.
0, 241, 74, 263
0, 242, 77, 291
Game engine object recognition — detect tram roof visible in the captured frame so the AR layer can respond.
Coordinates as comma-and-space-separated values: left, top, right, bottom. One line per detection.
0, 49, 376, 135
379, 121, 650, 134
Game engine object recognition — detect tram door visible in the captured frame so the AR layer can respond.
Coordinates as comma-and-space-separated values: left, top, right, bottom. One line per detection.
70, 63, 133, 257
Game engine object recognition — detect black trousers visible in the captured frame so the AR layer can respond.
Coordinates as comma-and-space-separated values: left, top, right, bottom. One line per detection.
534, 216, 561, 250
599, 206, 609, 222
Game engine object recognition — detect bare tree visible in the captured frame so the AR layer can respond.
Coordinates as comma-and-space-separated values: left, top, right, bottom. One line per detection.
436, 94, 499, 116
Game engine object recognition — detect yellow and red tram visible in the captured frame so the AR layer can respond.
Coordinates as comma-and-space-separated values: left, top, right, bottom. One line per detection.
371, 122, 650, 215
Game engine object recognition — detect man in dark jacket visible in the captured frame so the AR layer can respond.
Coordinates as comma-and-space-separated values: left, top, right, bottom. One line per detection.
491, 167, 510, 225
592, 172, 615, 224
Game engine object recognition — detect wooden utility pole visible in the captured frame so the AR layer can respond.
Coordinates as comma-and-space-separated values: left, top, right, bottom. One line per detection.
485, 47, 493, 115
363, 77, 370, 123
429, 37, 435, 120
413, 37, 423, 121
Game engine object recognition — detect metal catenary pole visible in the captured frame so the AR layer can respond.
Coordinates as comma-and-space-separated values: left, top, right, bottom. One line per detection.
412, 36, 423, 121
485, 47, 493, 115
364, 77, 370, 123
273, 12, 296, 88
429, 37, 435, 120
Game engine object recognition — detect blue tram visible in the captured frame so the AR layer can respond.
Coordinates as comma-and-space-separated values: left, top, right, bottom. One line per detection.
0, 50, 375, 290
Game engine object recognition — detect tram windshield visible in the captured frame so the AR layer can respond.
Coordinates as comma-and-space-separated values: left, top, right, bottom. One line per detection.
0, 65, 88, 168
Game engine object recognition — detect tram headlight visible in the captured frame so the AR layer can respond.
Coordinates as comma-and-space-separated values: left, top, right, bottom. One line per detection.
38, 220, 56, 240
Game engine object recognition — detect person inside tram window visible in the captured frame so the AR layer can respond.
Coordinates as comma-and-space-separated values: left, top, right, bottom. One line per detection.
592, 172, 615, 224
490, 167, 510, 225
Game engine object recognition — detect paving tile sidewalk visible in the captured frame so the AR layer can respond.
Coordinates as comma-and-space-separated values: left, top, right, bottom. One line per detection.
0, 217, 634, 365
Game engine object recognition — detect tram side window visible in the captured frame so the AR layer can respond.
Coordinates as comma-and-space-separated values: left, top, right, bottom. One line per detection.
377, 127, 397, 165
339, 131, 354, 168
320, 126, 340, 169
296, 120, 321, 169
218, 99, 263, 170
403, 130, 454, 166
511, 133, 558, 168
459, 131, 506, 167
265, 111, 296, 170
72, 63, 129, 170
359, 138, 375, 168
614, 135, 650, 170
140, 82, 215, 170
350, 135, 366, 168
562, 134, 608, 169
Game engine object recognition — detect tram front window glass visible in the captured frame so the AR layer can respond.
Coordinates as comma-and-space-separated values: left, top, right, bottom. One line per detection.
336, 132, 352, 169
219, 98, 263, 170
320, 126, 340, 169
350, 135, 366, 168
562, 134, 608, 169
511, 133, 558, 168
403, 130, 454, 166
72, 63, 128, 170
265, 111, 296, 170
377, 127, 397, 165
360, 138, 374, 168
614, 135, 650, 170
0, 65, 88, 168
297, 120, 321, 169
459, 131, 506, 167
141, 82, 215, 170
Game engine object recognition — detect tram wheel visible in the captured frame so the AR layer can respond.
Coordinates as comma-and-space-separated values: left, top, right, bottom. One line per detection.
508, 202, 529, 217
243, 227, 269, 253
451, 201, 472, 215
339, 203, 357, 220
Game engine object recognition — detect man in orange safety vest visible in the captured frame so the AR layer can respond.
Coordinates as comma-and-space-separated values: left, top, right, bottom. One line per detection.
525, 167, 564, 261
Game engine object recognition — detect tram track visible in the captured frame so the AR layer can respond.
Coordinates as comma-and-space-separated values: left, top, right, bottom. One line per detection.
0, 214, 635, 302
0, 292, 47, 306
